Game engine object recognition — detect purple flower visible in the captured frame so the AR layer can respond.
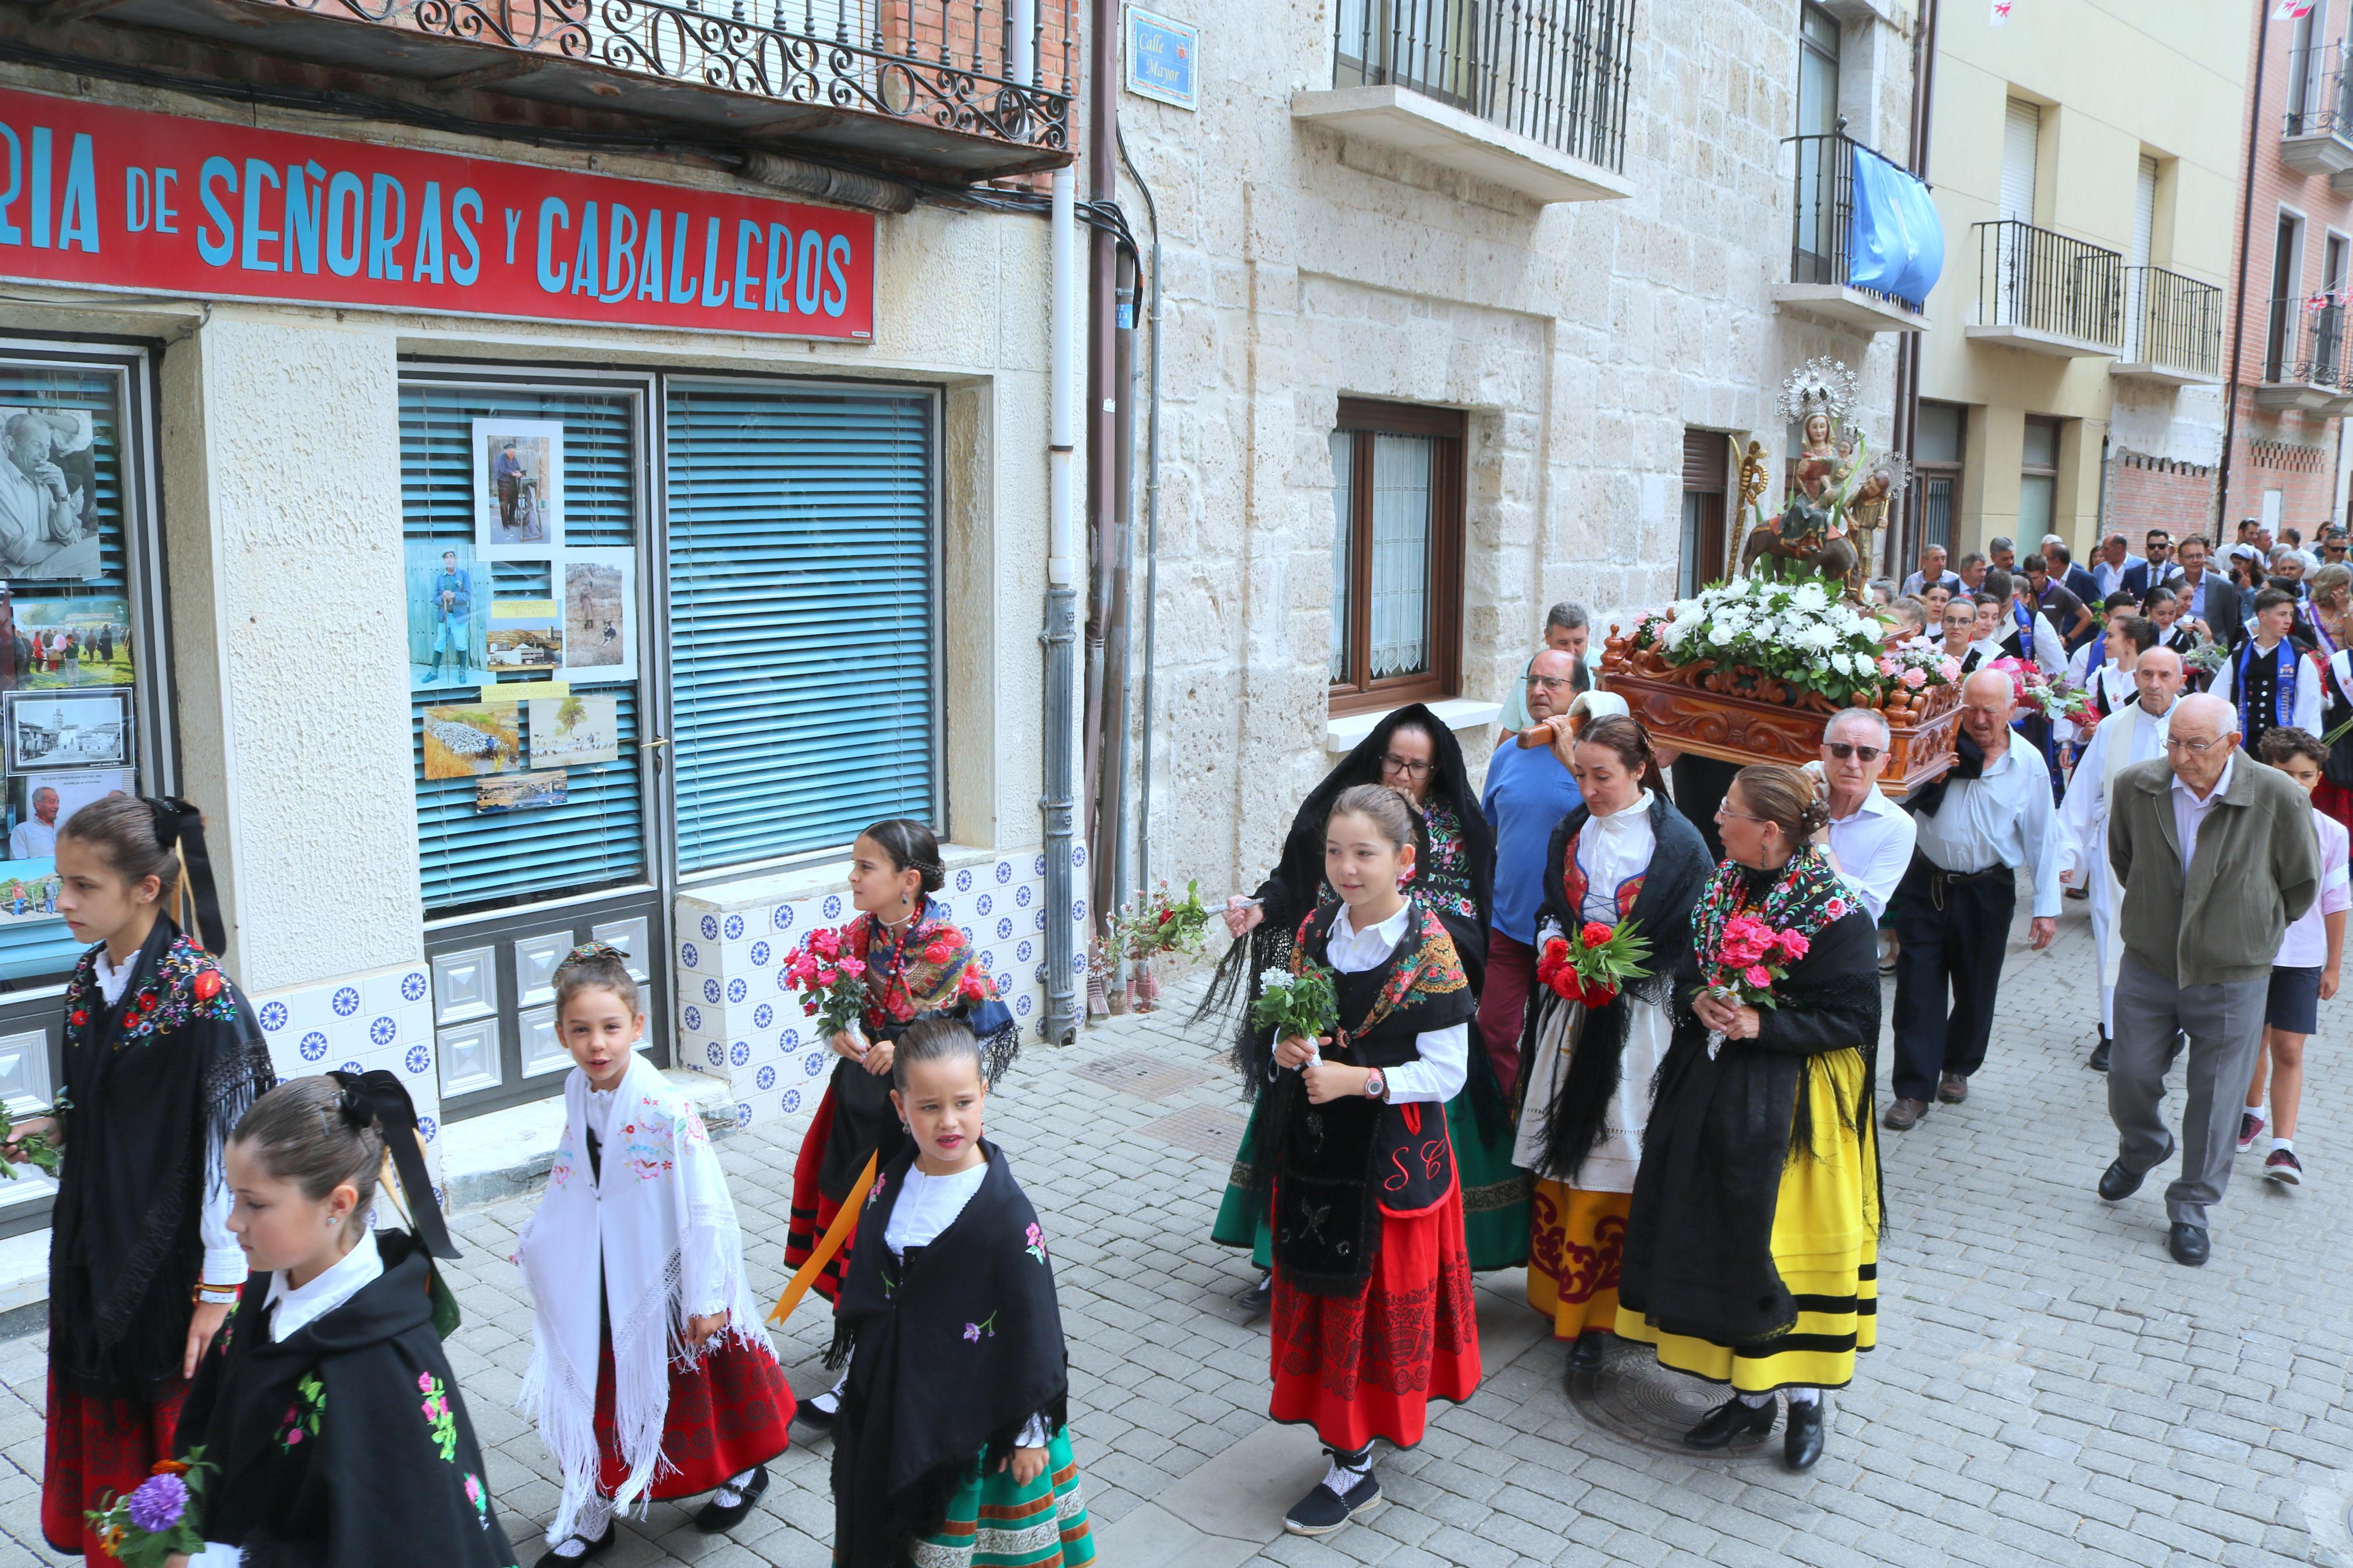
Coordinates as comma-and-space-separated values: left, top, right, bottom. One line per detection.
126, 1473, 188, 1533
963, 1322, 981, 1342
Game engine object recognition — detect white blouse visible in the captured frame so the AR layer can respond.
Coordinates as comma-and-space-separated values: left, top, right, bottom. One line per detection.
1319, 902, 1467, 1105
94, 947, 246, 1289
1574, 790, 1658, 926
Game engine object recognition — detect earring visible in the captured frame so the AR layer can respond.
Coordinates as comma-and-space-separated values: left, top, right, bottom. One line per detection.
326, 1216, 338, 1228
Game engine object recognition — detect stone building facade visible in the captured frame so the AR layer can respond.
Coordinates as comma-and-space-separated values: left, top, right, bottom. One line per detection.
1113, 0, 1922, 901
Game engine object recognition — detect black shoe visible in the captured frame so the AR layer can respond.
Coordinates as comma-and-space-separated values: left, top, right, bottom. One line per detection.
1240, 1271, 1272, 1318
1567, 1332, 1607, 1373
693, 1464, 768, 1533
2097, 1161, 2145, 1203
2168, 1222, 2210, 1266
1683, 1396, 1776, 1450
1783, 1399, 1825, 1471
544, 1522, 616, 1562
2089, 1036, 2110, 1073
1283, 1472, 1382, 1535
794, 1395, 839, 1434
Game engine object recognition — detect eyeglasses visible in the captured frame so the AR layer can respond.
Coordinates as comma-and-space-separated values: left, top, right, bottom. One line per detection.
1825, 742, 1882, 762
1379, 753, 1433, 778
2163, 735, 2223, 754
1527, 674, 1574, 692
1716, 805, 1772, 823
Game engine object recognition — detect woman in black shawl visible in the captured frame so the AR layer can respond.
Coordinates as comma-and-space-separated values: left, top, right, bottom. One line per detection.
8, 798, 275, 1567
1509, 716, 1713, 1379
1614, 765, 1883, 1473
1202, 705, 1522, 1306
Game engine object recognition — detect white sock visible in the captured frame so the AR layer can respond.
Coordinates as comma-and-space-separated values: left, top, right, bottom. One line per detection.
811, 1368, 850, 1414
2246, 1104, 2265, 1118
1320, 1456, 1371, 1495
1786, 1386, 1821, 1407
1737, 1391, 1774, 1409
711, 1466, 759, 1507
2273, 1137, 2295, 1154
552, 1495, 613, 1553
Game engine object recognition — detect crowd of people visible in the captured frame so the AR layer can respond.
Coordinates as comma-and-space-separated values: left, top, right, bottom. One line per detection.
10, 528, 2341, 1563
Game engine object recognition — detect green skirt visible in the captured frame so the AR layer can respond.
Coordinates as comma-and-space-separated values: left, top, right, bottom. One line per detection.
1212, 1089, 1529, 1272
883, 1428, 1094, 1568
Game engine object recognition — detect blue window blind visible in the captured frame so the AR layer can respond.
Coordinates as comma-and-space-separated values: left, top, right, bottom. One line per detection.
666, 383, 935, 874
0, 360, 137, 984
400, 383, 645, 916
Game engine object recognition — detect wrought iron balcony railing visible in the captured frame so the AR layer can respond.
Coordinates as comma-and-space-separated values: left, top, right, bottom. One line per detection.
2120, 265, 2223, 378
1330, 0, 1637, 172
269, 0, 1073, 171
2285, 40, 2353, 140
2262, 295, 2350, 390
1785, 128, 1925, 310
1972, 219, 2123, 350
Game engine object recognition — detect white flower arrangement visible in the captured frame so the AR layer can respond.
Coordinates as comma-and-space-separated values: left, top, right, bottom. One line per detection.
1634, 571, 1896, 705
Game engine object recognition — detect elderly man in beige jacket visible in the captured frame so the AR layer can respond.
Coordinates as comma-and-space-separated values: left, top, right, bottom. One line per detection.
2101, 692, 2320, 1266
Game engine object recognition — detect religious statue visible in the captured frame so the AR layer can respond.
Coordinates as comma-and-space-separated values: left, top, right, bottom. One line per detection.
1736, 357, 1908, 601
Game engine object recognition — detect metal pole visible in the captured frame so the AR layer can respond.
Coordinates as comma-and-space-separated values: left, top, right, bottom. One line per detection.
1042, 166, 1080, 1045
2217, 6, 2274, 543
1122, 125, 1163, 899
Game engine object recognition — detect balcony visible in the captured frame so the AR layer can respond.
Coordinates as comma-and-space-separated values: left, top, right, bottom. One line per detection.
1965, 219, 2122, 358
2281, 41, 2353, 181
2254, 296, 2353, 414
6, 0, 1074, 185
2112, 266, 2225, 386
1290, 0, 1637, 205
1770, 130, 1930, 335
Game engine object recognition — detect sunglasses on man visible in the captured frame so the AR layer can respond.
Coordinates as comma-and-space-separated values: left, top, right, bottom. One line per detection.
1825, 742, 1882, 762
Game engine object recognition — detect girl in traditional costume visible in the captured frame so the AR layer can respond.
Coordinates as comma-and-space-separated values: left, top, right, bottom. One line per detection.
6, 797, 274, 1568
784, 819, 1017, 1432
1262, 785, 1482, 1537
1511, 716, 1712, 1377
517, 944, 794, 1561
831, 1019, 1094, 1568
170, 1072, 517, 1566
1205, 706, 1518, 1313
1615, 765, 1883, 1473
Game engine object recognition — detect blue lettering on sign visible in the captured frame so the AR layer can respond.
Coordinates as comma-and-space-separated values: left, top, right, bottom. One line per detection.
1124, 7, 1198, 111
450, 187, 482, 285
536, 196, 569, 293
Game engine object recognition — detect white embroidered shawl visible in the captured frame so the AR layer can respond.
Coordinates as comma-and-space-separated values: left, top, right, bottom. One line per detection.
514, 1055, 773, 1541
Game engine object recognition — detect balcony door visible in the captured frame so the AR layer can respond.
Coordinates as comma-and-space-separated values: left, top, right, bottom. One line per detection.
1993, 99, 2041, 325
1793, 3, 1842, 283
2267, 214, 2305, 382
1332, 0, 1481, 111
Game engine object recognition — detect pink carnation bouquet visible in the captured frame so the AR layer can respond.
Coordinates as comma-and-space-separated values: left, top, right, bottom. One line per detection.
783, 926, 870, 1037
1697, 913, 1812, 1054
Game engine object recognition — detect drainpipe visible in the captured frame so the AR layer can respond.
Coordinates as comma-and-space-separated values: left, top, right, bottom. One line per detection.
2217, 10, 2274, 543
1081, 0, 1121, 967
1123, 127, 1164, 897
1096, 256, 1137, 950
1041, 149, 1080, 1032
1892, 0, 1938, 571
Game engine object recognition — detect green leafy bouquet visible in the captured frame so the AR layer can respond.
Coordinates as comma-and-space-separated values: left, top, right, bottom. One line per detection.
1250, 960, 1339, 1046
87, 1450, 214, 1565
1115, 879, 1215, 960
0, 1095, 66, 1179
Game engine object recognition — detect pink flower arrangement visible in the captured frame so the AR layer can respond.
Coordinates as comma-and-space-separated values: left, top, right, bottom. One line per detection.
1701, 913, 1811, 1013
785, 928, 871, 1036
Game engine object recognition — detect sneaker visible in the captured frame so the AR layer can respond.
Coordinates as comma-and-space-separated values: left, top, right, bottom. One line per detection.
1283, 1472, 1382, 1536
2237, 1111, 2266, 1154
2265, 1148, 2304, 1186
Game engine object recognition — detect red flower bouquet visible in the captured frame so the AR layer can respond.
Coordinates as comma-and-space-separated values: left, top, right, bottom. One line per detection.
1699, 912, 1811, 1014
1534, 918, 1652, 1009
783, 927, 870, 1037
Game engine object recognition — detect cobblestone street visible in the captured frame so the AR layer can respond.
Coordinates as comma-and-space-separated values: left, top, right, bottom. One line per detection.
0, 898, 2350, 1567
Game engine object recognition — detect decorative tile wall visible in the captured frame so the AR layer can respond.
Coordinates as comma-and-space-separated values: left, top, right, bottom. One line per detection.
673, 844, 1092, 1135
250, 961, 446, 1193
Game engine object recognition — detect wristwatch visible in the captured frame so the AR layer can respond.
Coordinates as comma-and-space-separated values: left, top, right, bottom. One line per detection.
1364, 1068, 1387, 1101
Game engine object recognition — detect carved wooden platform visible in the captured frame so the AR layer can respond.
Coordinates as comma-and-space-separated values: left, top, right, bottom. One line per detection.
1600, 644, 1959, 795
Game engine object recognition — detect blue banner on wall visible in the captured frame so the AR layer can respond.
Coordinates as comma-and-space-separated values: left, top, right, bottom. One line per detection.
1848, 143, 1944, 308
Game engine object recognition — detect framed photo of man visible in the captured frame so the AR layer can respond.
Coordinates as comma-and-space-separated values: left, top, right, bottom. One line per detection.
472, 417, 563, 560
407, 538, 487, 690
0, 405, 102, 579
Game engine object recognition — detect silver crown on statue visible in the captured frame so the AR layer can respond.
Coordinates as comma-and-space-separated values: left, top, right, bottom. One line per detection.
1780, 356, 1859, 427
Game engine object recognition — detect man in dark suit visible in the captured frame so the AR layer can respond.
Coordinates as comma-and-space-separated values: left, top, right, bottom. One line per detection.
2045, 541, 2103, 619
2121, 529, 2182, 599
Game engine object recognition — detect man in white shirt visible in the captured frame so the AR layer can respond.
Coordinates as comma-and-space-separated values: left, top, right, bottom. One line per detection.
1886, 669, 2063, 1130
9, 784, 56, 858
1899, 544, 1961, 600
1810, 707, 1916, 923
2091, 532, 2139, 600
2059, 648, 2186, 1070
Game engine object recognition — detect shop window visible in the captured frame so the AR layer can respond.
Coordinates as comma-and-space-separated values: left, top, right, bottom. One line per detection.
666, 381, 938, 876
1678, 430, 1729, 597
1328, 399, 1464, 714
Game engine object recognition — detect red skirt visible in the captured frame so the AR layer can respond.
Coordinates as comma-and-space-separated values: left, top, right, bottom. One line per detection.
783, 1083, 851, 1307
2318, 779, 2353, 833
43, 1372, 188, 1566
1268, 1183, 1482, 1453
592, 1331, 795, 1498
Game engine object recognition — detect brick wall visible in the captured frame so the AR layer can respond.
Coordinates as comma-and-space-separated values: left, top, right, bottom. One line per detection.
2109, 449, 2220, 546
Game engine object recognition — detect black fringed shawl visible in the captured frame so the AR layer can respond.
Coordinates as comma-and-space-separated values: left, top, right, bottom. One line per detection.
1198, 703, 1495, 1097
1617, 890, 1882, 1349
831, 1143, 1070, 1568
50, 918, 274, 1399
1520, 794, 1714, 1183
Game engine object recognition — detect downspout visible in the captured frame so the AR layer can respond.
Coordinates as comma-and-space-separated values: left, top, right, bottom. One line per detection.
1040, 62, 1080, 1043
1080, 0, 1119, 955
1122, 126, 1163, 897
1892, 0, 1937, 573
1097, 256, 1137, 954
2217, 9, 2273, 543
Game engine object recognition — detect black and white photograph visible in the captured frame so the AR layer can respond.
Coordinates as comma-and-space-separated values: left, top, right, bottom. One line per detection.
2, 687, 132, 772
471, 415, 563, 559
561, 548, 635, 683
0, 406, 101, 581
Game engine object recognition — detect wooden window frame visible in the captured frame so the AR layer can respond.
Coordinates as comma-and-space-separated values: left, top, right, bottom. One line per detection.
1678, 429, 1730, 598
1328, 397, 1466, 716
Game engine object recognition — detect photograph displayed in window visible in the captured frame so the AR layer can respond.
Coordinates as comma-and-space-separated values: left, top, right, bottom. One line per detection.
1328, 399, 1463, 713
0, 355, 151, 988
2018, 415, 2060, 542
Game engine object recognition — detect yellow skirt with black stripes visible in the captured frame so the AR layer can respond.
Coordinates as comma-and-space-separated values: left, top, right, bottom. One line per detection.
1614, 1047, 1879, 1392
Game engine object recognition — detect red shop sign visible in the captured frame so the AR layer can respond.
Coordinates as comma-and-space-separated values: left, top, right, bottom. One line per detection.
0, 86, 876, 340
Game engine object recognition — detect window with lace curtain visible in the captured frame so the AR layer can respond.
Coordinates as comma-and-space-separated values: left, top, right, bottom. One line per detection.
1327, 399, 1464, 714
